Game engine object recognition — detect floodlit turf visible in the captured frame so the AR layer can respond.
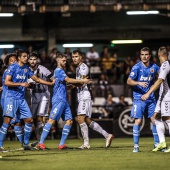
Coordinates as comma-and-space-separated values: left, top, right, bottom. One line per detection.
0, 137, 170, 170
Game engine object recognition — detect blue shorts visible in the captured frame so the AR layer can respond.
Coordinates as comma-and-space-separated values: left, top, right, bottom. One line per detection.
49, 99, 72, 121
1, 98, 20, 124
3, 97, 32, 120
131, 100, 156, 119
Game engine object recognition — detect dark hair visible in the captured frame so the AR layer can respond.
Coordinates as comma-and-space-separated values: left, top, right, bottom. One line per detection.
140, 47, 151, 55
29, 52, 39, 59
4, 53, 17, 66
16, 49, 27, 59
72, 49, 82, 56
56, 52, 66, 59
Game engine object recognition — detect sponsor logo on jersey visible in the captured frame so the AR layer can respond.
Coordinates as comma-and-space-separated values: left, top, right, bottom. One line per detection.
16, 74, 26, 79
140, 75, 153, 81
150, 68, 154, 73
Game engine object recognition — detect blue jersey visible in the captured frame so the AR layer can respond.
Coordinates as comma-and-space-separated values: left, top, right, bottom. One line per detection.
129, 61, 159, 100
52, 68, 67, 103
5, 62, 34, 99
1, 68, 8, 102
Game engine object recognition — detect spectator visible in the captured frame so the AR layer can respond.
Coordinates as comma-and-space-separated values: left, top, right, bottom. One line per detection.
0, 48, 8, 61
39, 50, 51, 71
86, 47, 100, 66
116, 95, 129, 111
100, 93, 116, 118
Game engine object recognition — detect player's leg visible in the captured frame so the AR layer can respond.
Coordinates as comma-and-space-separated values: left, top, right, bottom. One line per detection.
0, 97, 16, 152
0, 117, 11, 152
13, 121, 23, 144
85, 100, 114, 147
38, 100, 65, 150
152, 101, 168, 151
19, 99, 34, 150
58, 102, 73, 150
35, 100, 49, 142
148, 102, 160, 148
77, 100, 90, 149
131, 100, 145, 152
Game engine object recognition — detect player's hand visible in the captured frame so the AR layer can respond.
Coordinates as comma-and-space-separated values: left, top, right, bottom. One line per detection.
141, 93, 150, 101
0, 86, 3, 91
154, 112, 161, 120
20, 82, 30, 87
83, 78, 93, 84
51, 78, 56, 86
138, 82, 148, 88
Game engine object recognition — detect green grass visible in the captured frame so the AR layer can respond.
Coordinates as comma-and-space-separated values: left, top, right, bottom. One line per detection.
0, 137, 170, 170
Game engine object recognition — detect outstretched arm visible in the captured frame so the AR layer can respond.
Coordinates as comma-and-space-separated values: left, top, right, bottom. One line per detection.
141, 78, 163, 100
31, 75, 55, 86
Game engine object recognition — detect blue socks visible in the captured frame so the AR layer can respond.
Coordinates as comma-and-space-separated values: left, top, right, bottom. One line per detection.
133, 124, 140, 147
59, 124, 71, 146
24, 123, 32, 145
14, 126, 23, 144
0, 123, 9, 147
152, 124, 159, 147
39, 122, 52, 144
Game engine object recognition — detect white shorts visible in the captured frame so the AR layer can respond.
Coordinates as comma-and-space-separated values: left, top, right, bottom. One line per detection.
161, 101, 170, 117
77, 100, 92, 118
31, 100, 49, 118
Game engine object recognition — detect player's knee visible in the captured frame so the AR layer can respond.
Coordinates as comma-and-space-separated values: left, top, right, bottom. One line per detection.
4, 116, 11, 124
66, 119, 73, 126
77, 116, 85, 124
24, 117, 33, 124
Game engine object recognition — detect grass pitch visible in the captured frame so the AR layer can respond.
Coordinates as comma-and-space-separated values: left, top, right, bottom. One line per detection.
0, 137, 170, 170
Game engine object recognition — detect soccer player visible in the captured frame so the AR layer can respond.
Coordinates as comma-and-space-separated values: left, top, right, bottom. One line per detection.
0, 49, 54, 152
127, 47, 160, 152
72, 49, 114, 149
37, 53, 92, 150
141, 46, 170, 152
0, 53, 24, 150
27, 52, 53, 147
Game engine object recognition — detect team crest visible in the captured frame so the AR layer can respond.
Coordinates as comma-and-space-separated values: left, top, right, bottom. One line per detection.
150, 68, 154, 73
130, 72, 134, 77
24, 69, 28, 73
6, 111, 9, 114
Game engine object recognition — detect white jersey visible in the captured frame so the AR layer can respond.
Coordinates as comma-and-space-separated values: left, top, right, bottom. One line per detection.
76, 63, 92, 102
158, 61, 170, 102
29, 65, 53, 103
155, 61, 170, 115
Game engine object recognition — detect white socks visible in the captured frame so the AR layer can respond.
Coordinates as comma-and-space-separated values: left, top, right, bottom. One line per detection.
89, 121, 109, 139
155, 119, 165, 143
80, 122, 89, 145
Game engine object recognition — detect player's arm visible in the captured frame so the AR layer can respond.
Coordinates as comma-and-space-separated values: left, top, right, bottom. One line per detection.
65, 76, 92, 85
5, 75, 29, 87
127, 77, 148, 88
141, 78, 163, 100
31, 75, 55, 86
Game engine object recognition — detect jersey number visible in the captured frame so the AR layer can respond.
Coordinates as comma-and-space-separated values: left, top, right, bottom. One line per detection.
134, 105, 137, 112
7, 104, 13, 111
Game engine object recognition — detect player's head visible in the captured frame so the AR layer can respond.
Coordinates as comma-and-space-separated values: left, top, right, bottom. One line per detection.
4, 53, 17, 67
56, 52, 67, 68
140, 47, 151, 64
158, 46, 168, 59
17, 49, 28, 64
72, 49, 83, 66
28, 52, 39, 68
